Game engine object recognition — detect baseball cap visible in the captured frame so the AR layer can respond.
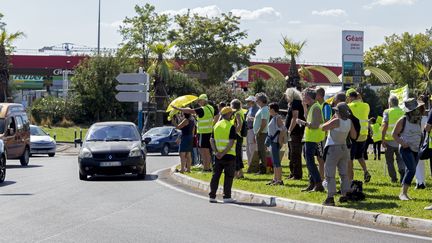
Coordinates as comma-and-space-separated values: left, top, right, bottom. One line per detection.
220, 107, 234, 115
245, 95, 256, 102
198, 94, 208, 101
346, 88, 357, 97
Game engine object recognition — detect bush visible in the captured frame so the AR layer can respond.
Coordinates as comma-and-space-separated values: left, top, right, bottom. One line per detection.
30, 96, 85, 125
57, 117, 75, 128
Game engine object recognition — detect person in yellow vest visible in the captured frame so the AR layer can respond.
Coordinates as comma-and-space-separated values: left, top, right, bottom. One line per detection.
209, 107, 237, 203
172, 94, 215, 172
347, 90, 372, 183
296, 89, 325, 192
381, 95, 405, 183
230, 99, 246, 179
370, 117, 382, 161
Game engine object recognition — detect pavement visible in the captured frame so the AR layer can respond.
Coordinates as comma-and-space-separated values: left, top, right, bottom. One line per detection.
0, 151, 430, 242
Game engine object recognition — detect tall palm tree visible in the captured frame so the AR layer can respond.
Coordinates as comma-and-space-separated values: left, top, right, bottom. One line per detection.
416, 62, 432, 94
0, 30, 25, 102
147, 42, 174, 126
280, 37, 306, 89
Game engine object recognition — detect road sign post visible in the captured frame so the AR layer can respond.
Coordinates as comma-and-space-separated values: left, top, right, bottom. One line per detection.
342, 30, 364, 91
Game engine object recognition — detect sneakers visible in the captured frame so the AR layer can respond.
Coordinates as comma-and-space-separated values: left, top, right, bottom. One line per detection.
424, 205, 432, 210
323, 197, 335, 206
415, 183, 426, 189
223, 198, 237, 204
399, 193, 410, 201
301, 183, 314, 192
209, 198, 217, 203
364, 171, 372, 183
273, 180, 284, 186
311, 183, 325, 192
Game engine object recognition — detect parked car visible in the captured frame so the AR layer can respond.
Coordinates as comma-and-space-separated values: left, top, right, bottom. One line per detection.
0, 139, 6, 183
0, 103, 30, 166
30, 125, 56, 157
142, 126, 180, 155
76, 122, 146, 180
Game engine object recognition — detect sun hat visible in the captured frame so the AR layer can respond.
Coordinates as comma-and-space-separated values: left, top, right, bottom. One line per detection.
333, 102, 351, 120
220, 107, 234, 116
198, 94, 208, 101
245, 95, 256, 102
403, 98, 424, 113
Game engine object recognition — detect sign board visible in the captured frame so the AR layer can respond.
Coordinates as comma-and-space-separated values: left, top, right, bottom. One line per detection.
115, 84, 145, 92
115, 92, 146, 102
342, 30, 364, 88
116, 73, 147, 84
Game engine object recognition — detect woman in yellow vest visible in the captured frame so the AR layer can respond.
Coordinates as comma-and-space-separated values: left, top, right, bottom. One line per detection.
209, 107, 237, 203
370, 117, 382, 160
230, 99, 246, 179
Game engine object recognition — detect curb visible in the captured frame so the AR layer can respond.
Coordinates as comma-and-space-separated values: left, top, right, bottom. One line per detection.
169, 165, 432, 235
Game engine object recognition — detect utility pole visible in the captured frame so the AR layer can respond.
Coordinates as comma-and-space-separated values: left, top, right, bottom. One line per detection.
97, 0, 101, 55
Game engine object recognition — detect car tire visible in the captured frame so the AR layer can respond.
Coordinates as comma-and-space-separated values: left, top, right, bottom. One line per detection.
20, 147, 30, 166
48, 153, 55, 157
79, 171, 88, 181
137, 164, 147, 180
161, 144, 170, 156
0, 154, 6, 183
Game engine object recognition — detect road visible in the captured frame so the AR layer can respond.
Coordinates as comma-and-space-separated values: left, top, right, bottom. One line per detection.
0, 154, 430, 243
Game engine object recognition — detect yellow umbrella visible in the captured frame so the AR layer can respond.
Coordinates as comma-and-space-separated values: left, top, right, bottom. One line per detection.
167, 109, 180, 121
166, 95, 198, 112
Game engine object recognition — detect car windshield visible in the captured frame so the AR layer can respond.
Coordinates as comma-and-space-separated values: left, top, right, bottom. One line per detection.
86, 124, 140, 142
30, 126, 48, 136
0, 119, 4, 134
145, 127, 172, 136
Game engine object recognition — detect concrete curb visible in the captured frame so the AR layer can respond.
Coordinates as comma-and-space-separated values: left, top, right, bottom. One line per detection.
169, 165, 432, 235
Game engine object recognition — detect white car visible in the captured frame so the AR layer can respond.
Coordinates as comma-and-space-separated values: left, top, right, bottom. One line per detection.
30, 125, 56, 157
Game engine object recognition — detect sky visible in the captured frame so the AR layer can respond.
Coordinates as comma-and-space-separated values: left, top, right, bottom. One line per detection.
1, 0, 430, 64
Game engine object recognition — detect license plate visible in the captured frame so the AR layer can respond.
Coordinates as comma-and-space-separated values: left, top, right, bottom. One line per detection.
100, 161, 121, 167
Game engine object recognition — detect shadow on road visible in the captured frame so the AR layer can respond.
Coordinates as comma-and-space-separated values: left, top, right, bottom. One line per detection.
234, 202, 276, 207
6, 165, 43, 169
0, 181, 16, 187
88, 174, 159, 182
0, 193, 33, 196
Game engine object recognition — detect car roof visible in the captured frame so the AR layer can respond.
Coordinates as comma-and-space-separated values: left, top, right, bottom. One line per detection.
149, 126, 175, 129
91, 121, 137, 126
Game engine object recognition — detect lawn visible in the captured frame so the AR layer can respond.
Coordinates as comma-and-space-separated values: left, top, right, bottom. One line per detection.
186, 147, 432, 220
41, 126, 89, 142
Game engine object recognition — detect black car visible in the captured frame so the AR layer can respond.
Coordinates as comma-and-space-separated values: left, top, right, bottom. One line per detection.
77, 122, 146, 180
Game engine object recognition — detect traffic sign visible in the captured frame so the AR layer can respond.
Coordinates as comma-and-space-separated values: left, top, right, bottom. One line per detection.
116, 73, 147, 84
115, 92, 146, 102
115, 84, 145, 92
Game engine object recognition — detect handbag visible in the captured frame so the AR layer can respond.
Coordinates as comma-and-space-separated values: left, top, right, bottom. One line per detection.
419, 130, 432, 160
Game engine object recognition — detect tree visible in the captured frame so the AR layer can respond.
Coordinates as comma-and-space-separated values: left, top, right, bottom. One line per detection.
0, 13, 5, 30
416, 62, 432, 94
170, 12, 261, 85
281, 37, 306, 89
71, 54, 136, 122
0, 29, 25, 102
119, 4, 170, 69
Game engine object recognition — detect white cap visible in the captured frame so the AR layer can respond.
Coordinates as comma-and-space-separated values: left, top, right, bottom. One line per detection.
245, 96, 256, 102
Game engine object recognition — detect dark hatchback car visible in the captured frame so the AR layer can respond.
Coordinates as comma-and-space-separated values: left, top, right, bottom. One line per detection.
142, 126, 180, 156
77, 122, 146, 180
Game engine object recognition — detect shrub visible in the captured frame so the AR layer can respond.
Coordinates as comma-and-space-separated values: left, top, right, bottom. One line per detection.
57, 117, 75, 128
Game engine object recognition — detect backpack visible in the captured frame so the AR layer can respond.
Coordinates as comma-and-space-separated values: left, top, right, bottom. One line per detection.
346, 180, 366, 201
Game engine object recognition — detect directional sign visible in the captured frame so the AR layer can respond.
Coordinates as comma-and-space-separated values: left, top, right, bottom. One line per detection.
115, 92, 146, 102
115, 84, 145, 92
116, 73, 147, 84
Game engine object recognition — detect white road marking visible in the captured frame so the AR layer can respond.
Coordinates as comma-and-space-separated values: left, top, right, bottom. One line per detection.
153, 168, 432, 241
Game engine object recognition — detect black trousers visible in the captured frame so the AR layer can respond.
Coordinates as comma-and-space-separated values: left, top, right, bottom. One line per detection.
373, 141, 381, 160
209, 158, 236, 199
235, 137, 244, 171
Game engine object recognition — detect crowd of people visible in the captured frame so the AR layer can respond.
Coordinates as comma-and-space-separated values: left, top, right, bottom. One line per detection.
170, 88, 432, 209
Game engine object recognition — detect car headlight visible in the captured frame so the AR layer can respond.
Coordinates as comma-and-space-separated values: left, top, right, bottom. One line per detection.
129, 147, 142, 157
80, 148, 92, 158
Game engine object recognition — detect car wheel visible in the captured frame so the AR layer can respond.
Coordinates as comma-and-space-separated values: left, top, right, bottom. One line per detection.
20, 147, 30, 166
79, 171, 88, 181
48, 153, 55, 157
0, 155, 6, 183
137, 164, 147, 180
161, 144, 170, 156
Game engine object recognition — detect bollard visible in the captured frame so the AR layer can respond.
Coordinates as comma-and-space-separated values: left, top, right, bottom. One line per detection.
79, 129, 83, 147
53, 133, 57, 141
74, 129, 77, 148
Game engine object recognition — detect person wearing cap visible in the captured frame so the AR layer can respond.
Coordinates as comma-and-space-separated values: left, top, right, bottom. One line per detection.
245, 96, 259, 167
209, 107, 237, 203
230, 99, 246, 179
285, 87, 305, 180
296, 89, 325, 192
321, 102, 357, 206
252, 93, 271, 174
392, 98, 424, 201
381, 95, 405, 183
347, 90, 372, 183
172, 94, 216, 172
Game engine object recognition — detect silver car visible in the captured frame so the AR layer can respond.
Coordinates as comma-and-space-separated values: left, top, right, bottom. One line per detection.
30, 125, 56, 157
0, 140, 6, 183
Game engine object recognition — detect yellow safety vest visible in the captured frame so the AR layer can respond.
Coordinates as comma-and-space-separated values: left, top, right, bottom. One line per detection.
197, 105, 214, 134
213, 119, 236, 156
231, 109, 245, 135
372, 123, 382, 142
383, 107, 404, 141
304, 102, 325, 143
348, 100, 370, 142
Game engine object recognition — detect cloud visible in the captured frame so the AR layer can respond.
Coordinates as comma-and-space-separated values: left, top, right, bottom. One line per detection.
364, 0, 416, 9
162, 6, 281, 21
288, 20, 302, 24
311, 9, 347, 17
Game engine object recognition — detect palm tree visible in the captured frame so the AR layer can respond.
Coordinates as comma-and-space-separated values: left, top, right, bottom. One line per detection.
0, 30, 25, 102
416, 62, 432, 94
147, 42, 174, 126
280, 37, 306, 89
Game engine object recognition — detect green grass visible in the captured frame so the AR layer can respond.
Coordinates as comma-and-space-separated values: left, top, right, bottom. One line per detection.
186, 149, 432, 220
42, 126, 89, 142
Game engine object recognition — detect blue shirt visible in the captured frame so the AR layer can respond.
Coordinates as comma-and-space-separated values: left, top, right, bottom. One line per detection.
322, 103, 332, 122
253, 106, 270, 135
246, 105, 259, 129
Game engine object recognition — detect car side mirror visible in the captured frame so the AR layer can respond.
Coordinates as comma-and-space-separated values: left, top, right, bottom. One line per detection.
143, 137, 151, 145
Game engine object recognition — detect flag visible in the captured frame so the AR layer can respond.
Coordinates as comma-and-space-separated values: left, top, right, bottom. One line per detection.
390, 85, 409, 108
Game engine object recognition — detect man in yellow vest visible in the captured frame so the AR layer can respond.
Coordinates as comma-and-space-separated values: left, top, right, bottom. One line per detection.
172, 94, 215, 172
296, 89, 325, 192
370, 117, 382, 161
347, 90, 372, 182
209, 107, 237, 203
381, 95, 405, 183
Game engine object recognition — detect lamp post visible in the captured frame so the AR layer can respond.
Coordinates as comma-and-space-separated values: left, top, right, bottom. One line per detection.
97, 0, 101, 55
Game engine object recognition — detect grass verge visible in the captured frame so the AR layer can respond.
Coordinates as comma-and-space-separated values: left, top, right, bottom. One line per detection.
42, 126, 89, 142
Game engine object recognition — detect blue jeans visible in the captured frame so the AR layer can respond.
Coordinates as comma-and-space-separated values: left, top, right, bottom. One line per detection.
271, 142, 281, 168
400, 147, 419, 185
304, 142, 321, 183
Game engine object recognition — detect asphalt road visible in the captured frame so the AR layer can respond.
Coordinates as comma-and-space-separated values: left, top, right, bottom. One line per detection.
0, 154, 430, 243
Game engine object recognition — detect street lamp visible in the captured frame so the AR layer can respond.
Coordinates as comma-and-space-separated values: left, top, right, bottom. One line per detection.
97, 0, 101, 55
